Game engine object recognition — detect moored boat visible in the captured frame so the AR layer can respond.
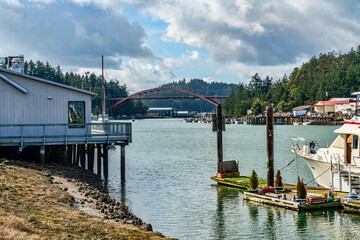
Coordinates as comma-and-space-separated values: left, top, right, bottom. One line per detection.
292, 92, 360, 193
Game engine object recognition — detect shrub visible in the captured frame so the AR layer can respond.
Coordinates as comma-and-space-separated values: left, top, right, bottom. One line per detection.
274, 170, 283, 187
296, 177, 307, 199
249, 170, 258, 190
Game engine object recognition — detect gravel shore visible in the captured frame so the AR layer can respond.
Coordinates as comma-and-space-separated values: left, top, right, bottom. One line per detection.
34, 162, 153, 232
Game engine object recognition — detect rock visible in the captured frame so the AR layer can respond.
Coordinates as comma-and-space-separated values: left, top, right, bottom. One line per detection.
140, 224, 153, 231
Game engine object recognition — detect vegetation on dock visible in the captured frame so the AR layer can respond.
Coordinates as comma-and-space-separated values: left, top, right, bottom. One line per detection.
0, 159, 170, 239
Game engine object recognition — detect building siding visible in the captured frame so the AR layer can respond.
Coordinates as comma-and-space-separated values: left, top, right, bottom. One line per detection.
0, 71, 93, 137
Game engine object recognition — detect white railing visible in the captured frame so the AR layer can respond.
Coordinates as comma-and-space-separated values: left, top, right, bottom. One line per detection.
0, 122, 132, 146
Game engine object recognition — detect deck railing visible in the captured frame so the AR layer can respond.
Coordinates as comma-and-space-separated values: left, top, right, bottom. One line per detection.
0, 122, 132, 146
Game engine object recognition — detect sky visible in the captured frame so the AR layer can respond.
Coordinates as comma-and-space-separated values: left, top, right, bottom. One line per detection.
1, 0, 360, 93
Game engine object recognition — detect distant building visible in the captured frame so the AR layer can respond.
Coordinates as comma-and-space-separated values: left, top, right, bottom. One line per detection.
313, 101, 335, 116
291, 105, 314, 116
174, 111, 189, 117
148, 107, 174, 116
313, 98, 356, 115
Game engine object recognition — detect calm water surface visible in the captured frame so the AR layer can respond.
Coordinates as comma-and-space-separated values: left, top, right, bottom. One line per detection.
105, 119, 360, 239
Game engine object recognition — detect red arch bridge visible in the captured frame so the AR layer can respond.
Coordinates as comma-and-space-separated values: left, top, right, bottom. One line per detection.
109, 87, 232, 174
109, 87, 228, 113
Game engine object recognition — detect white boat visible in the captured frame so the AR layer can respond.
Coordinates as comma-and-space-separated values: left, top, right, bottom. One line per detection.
293, 121, 302, 125
292, 92, 360, 193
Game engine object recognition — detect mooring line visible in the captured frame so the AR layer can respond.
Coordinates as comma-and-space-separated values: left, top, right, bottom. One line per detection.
305, 167, 330, 185
280, 158, 295, 171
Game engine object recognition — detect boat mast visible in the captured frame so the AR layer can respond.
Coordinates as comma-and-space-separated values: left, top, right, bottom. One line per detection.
102, 55, 105, 122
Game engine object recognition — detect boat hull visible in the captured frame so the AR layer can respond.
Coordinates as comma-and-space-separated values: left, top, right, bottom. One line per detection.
302, 157, 331, 188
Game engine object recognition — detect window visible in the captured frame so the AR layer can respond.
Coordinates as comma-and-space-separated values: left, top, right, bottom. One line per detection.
353, 135, 359, 149
68, 101, 85, 128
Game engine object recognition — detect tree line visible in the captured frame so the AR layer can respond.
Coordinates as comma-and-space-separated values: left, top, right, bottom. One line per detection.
143, 79, 237, 112
223, 46, 360, 116
22, 60, 147, 116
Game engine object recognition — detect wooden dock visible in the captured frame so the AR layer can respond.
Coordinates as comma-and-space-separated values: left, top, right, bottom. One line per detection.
243, 192, 341, 211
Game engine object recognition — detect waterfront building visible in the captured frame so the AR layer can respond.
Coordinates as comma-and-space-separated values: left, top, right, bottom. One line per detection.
0, 66, 131, 179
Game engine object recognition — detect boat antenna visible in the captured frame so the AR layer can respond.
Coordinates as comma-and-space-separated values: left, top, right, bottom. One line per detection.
102, 55, 105, 122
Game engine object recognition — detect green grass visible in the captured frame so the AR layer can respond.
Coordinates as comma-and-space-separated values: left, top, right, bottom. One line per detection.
0, 160, 173, 240
223, 176, 267, 187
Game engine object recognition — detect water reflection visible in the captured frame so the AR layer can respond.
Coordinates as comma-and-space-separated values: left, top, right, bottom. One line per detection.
212, 185, 242, 240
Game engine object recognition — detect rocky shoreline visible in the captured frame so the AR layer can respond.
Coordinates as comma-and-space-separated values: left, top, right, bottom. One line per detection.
33, 162, 153, 232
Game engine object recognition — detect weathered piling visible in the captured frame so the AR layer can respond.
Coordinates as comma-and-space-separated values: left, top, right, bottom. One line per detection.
121, 145, 126, 182
87, 144, 95, 172
97, 144, 102, 176
216, 104, 223, 171
39, 146, 45, 164
103, 144, 109, 180
266, 104, 274, 187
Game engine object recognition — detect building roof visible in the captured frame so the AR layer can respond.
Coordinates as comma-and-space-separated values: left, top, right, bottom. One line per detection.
313, 101, 336, 106
148, 107, 173, 111
292, 105, 312, 111
0, 68, 96, 96
0, 73, 28, 94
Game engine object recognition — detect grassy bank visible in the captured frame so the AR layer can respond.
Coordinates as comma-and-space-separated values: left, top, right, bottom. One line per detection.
0, 159, 172, 239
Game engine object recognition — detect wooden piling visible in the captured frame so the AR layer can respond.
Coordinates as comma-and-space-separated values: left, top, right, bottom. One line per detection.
103, 144, 109, 180
266, 104, 274, 187
67, 145, 73, 164
216, 104, 223, 172
80, 145, 86, 168
88, 144, 95, 172
121, 145, 125, 182
40, 146, 45, 164
97, 144, 102, 176
75, 145, 80, 166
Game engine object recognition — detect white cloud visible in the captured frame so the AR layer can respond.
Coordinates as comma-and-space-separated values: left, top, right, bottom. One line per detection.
77, 58, 176, 93
126, 0, 360, 66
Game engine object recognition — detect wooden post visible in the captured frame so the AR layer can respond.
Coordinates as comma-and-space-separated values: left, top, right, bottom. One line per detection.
103, 144, 109, 180
75, 145, 80, 166
97, 144, 102, 176
67, 145, 73, 164
88, 144, 95, 172
217, 104, 223, 172
62, 146, 68, 163
80, 145, 86, 168
40, 146, 45, 164
266, 104, 274, 187
121, 145, 125, 182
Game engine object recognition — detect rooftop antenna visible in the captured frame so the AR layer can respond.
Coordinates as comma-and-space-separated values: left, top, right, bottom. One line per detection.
102, 55, 105, 122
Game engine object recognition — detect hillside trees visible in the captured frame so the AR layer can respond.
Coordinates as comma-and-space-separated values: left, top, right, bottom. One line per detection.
224, 46, 360, 116
22, 60, 146, 116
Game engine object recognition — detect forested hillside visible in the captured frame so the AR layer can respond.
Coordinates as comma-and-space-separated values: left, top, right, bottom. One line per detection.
21, 60, 147, 116
224, 46, 360, 116
144, 79, 237, 112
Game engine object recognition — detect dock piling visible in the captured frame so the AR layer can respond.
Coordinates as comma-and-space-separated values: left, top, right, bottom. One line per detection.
266, 104, 274, 187
39, 146, 45, 164
103, 144, 109, 180
216, 104, 223, 172
121, 145, 125, 182
97, 144, 102, 176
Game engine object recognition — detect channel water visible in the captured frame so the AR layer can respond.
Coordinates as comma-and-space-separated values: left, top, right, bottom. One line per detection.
105, 119, 360, 239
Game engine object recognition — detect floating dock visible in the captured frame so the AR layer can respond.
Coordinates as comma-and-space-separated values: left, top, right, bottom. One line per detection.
211, 176, 358, 212
243, 192, 341, 211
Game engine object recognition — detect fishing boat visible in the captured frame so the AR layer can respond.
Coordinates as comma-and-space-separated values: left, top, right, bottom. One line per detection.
291, 92, 360, 193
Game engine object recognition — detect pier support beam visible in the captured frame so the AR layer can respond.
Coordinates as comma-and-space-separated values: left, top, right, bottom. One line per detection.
80, 145, 86, 168
40, 146, 45, 164
266, 104, 274, 187
88, 144, 95, 172
97, 144, 102, 176
216, 104, 223, 172
103, 145, 109, 180
121, 145, 125, 182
